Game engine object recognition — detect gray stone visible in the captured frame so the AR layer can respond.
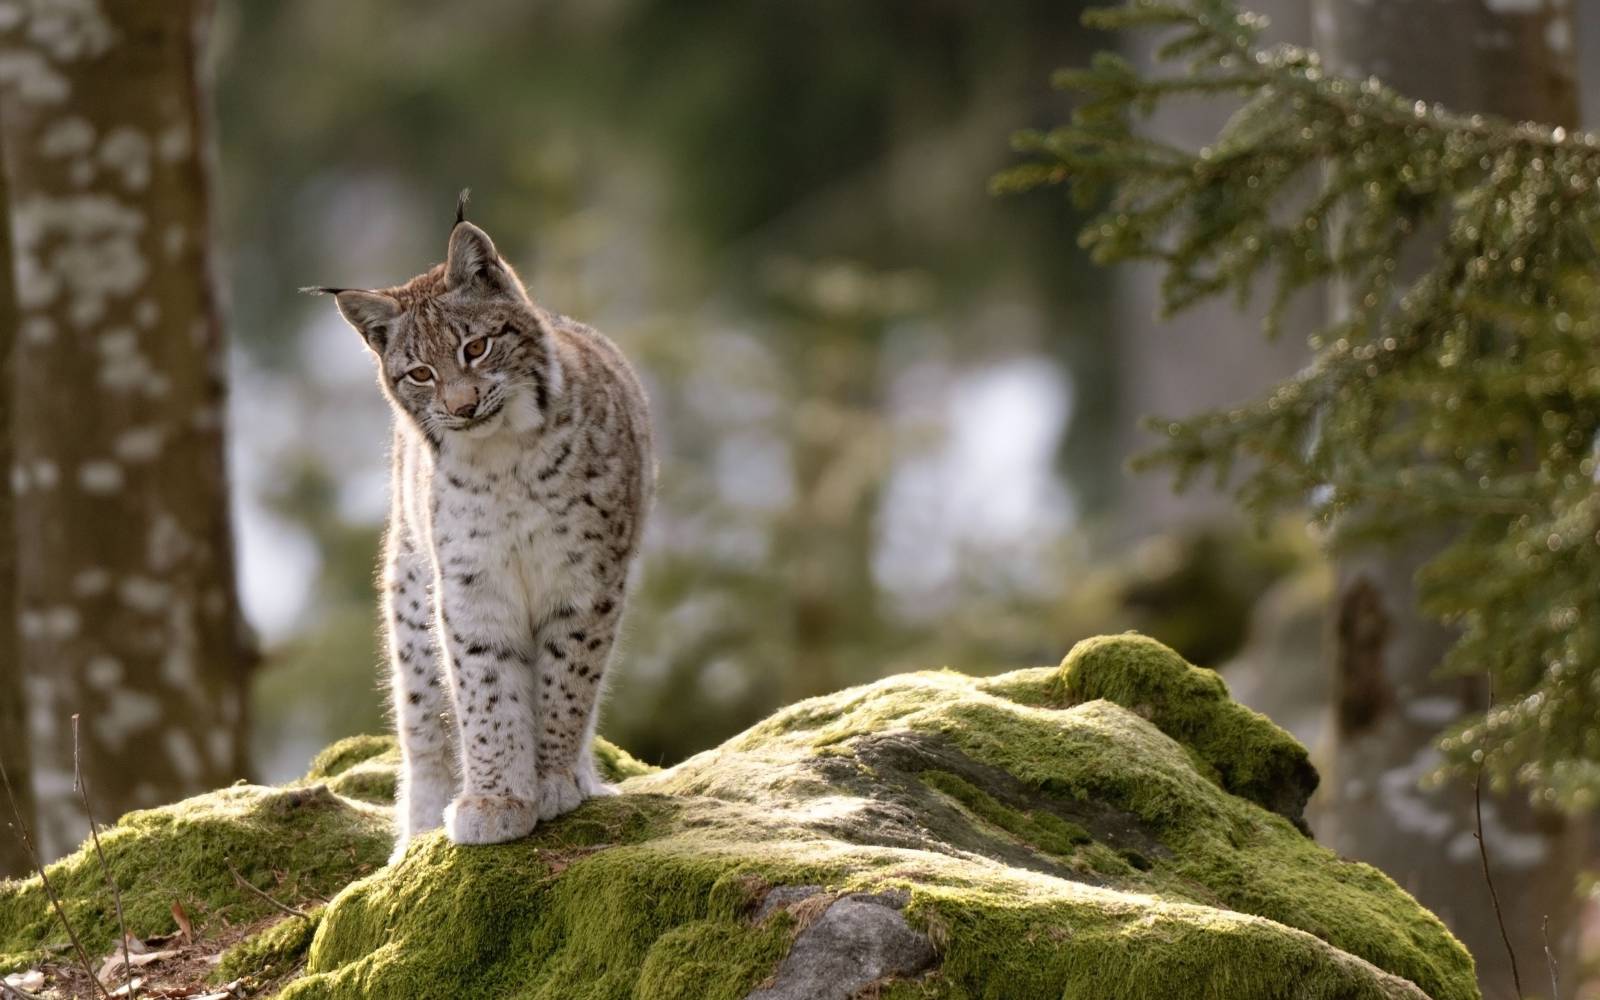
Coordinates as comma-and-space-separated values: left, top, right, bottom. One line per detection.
744, 891, 935, 1000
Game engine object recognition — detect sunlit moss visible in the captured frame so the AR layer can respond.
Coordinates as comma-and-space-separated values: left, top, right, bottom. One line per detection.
3, 636, 1476, 999
0, 784, 389, 971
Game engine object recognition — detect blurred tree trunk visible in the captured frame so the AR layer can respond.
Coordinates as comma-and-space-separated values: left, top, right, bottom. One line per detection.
1113, 0, 1320, 535
0, 0, 249, 858
1310, 4, 1585, 998
0, 130, 36, 879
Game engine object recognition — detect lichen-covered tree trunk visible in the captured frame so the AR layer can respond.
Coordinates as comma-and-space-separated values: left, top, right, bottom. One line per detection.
0, 0, 249, 858
1310, 3, 1586, 996
0, 127, 36, 879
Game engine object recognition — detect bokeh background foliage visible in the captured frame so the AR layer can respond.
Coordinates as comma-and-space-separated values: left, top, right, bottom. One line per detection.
217, 0, 1140, 774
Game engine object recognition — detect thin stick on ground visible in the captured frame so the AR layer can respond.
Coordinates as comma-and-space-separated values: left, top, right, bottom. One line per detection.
1542, 914, 1559, 1000
73, 714, 134, 1000
225, 857, 312, 921
0, 752, 115, 1000
1472, 674, 1523, 1000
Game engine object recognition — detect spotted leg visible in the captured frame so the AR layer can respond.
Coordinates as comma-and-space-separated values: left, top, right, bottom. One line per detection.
533, 592, 623, 821
435, 552, 541, 846
385, 537, 456, 864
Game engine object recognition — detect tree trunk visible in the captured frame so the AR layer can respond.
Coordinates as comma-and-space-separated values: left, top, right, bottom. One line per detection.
1113, 0, 1321, 535
1311, 5, 1585, 998
0, 125, 36, 879
0, 0, 250, 859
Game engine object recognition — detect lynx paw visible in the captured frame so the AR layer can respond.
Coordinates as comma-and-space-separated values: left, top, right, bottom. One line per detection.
537, 769, 614, 821
443, 794, 538, 846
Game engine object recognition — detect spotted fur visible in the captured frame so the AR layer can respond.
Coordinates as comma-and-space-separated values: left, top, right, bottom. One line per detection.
320, 215, 653, 858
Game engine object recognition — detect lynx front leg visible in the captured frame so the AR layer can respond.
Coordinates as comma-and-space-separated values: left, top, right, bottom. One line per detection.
435, 561, 542, 846
385, 541, 455, 863
533, 593, 623, 821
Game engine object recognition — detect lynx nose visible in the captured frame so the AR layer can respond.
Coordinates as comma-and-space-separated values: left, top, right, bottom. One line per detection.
442, 384, 479, 419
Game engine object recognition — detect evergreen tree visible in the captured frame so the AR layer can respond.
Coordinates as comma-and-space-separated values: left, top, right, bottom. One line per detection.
999, 0, 1600, 813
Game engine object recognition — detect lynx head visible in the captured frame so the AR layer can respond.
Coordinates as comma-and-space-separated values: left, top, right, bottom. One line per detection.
310, 202, 557, 443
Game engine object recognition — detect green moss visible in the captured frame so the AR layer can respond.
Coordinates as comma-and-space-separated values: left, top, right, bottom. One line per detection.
1058, 633, 1319, 827
306, 735, 397, 780
283, 800, 819, 1000
973, 666, 1065, 708
921, 770, 1090, 857
2, 637, 1477, 1000
322, 762, 398, 805
593, 736, 660, 782
215, 907, 323, 986
906, 882, 1436, 1000
0, 784, 388, 972
632, 917, 795, 1000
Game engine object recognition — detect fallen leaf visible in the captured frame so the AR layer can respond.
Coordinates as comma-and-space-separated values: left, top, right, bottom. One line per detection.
106, 975, 143, 998
171, 900, 193, 944
98, 947, 181, 983
4, 970, 45, 991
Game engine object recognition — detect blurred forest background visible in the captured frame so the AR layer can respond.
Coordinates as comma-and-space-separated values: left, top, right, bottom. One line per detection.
5, 1, 1600, 997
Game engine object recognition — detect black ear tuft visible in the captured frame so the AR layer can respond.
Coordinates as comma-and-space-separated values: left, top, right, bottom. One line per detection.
445, 221, 504, 292
454, 188, 471, 228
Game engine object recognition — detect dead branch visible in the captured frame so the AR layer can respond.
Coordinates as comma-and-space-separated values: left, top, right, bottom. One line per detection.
73, 714, 134, 1000
1472, 675, 1523, 1000
0, 752, 114, 1000
225, 856, 312, 921
1542, 914, 1559, 1000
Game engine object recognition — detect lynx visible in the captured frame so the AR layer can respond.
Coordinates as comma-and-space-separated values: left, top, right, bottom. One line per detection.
308, 196, 653, 860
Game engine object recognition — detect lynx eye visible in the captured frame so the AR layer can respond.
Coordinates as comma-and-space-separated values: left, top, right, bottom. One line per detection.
405, 366, 434, 383
463, 338, 490, 360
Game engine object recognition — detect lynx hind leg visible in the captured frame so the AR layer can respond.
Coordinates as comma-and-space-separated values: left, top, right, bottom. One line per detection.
386, 543, 456, 863
533, 600, 621, 821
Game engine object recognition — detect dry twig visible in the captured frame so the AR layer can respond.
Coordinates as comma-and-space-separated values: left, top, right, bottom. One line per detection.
0, 752, 114, 1000
1542, 914, 1560, 1000
1472, 675, 1523, 1000
74, 714, 135, 1000
225, 857, 312, 921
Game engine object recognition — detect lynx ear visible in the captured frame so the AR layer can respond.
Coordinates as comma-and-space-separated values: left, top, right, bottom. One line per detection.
445, 221, 507, 293
326, 289, 401, 350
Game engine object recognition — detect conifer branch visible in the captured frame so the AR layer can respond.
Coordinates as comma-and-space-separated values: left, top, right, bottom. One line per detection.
1002, 0, 1600, 807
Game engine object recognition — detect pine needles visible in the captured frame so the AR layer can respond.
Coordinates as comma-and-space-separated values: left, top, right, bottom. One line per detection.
1001, 0, 1600, 809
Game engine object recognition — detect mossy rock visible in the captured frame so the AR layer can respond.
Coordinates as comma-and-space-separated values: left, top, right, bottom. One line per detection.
1, 635, 1476, 999
1055, 632, 1321, 829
